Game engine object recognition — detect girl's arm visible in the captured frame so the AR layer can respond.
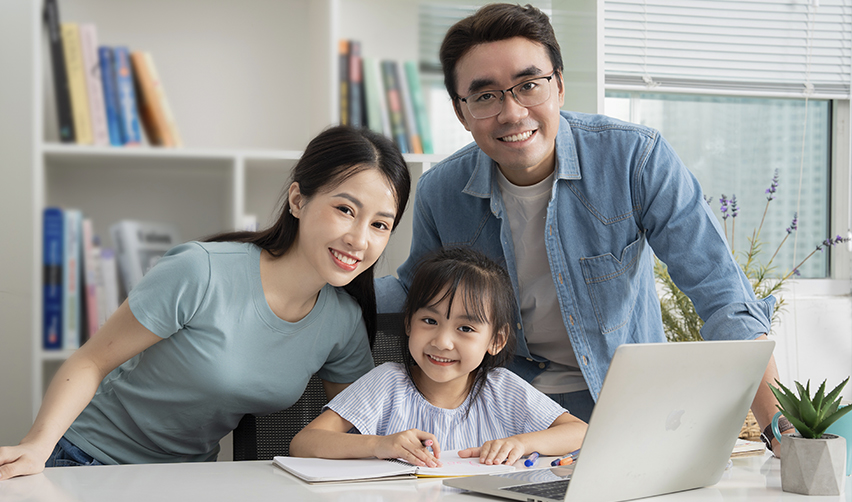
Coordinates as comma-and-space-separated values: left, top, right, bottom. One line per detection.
0, 301, 163, 480
458, 412, 588, 466
290, 409, 442, 467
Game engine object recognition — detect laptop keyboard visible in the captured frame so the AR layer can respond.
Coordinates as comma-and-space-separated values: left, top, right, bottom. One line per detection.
501, 479, 570, 499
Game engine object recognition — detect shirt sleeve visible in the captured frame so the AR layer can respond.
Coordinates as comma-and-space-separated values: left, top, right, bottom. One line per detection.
636, 134, 774, 340
485, 369, 569, 435
128, 242, 211, 339
315, 288, 375, 384
324, 363, 403, 435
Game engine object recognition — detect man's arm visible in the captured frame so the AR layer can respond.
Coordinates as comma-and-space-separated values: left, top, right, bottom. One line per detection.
749, 334, 793, 454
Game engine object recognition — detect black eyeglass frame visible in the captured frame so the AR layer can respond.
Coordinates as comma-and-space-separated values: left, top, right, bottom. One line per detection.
457, 70, 558, 118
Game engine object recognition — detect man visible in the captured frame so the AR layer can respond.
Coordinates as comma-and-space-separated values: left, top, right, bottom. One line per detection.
376, 3, 792, 454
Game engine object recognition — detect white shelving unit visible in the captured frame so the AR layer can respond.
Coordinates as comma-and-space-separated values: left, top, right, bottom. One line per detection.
0, 0, 452, 425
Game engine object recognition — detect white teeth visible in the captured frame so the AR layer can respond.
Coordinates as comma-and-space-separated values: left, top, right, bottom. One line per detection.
500, 130, 533, 142
332, 250, 357, 265
429, 355, 454, 363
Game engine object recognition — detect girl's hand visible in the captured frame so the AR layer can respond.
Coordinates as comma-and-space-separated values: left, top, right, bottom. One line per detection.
0, 443, 52, 480
459, 436, 526, 466
374, 429, 442, 468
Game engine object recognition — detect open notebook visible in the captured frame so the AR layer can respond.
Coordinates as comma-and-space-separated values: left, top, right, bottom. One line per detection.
273, 450, 516, 483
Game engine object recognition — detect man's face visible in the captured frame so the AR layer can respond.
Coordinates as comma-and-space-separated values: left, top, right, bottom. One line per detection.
453, 36, 564, 186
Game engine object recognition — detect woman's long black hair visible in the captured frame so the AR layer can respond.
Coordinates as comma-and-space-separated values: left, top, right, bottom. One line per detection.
402, 247, 517, 408
206, 126, 411, 346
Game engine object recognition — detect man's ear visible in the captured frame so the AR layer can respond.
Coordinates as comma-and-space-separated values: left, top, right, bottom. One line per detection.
453, 99, 471, 131
487, 326, 510, 355
555, 70, 565, 107
287, 182, 303, 217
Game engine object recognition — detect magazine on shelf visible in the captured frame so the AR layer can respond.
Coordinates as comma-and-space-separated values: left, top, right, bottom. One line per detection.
110, 220, 181, 295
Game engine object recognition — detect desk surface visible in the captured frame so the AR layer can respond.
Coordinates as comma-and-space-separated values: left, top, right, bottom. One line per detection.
2, 453, 851, 502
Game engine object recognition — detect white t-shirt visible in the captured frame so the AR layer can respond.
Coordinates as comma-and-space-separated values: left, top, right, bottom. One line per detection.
497, 170, 587, 394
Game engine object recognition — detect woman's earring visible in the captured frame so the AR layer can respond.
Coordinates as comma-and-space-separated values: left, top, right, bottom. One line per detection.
288, 208, 293, 215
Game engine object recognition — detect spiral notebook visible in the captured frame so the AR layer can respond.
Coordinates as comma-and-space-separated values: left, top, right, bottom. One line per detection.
273, 450, 516, 484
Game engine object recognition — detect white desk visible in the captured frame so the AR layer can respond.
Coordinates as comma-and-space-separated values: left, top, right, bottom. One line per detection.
2, 453, 851, 502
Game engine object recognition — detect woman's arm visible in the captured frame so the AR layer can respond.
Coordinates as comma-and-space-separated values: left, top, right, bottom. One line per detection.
458, 412, 588, 466
0, 301, 162, 480
290, 409, 441, 467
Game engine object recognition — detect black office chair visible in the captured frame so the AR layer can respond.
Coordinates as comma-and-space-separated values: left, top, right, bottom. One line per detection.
232, 312, 406, 460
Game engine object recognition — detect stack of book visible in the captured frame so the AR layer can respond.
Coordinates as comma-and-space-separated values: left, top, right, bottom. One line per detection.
45, 0, 181, 147
338, 39, 433, 154
42, 208, 181, 350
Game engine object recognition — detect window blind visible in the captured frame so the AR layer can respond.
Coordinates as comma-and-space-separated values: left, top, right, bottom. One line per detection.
605, 0, 851, 98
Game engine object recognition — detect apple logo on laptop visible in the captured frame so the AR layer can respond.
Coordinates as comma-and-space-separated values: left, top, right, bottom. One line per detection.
666, 409, 685, 431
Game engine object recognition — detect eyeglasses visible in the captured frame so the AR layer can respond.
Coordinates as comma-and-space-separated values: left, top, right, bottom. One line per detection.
458, 70, 557, 119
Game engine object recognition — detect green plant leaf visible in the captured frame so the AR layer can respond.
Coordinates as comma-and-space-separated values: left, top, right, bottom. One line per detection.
769, 381, 804, 422
783, 413, 817, 439
822, 377, 849, 410
813, 380, 827, 415
814, 404, 852, 438
795, 380, 819, 426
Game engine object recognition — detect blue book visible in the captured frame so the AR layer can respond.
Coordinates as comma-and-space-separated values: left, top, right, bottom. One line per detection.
43, 207, 64, 350
99, 46, 123, 146
113, 46, 142, 145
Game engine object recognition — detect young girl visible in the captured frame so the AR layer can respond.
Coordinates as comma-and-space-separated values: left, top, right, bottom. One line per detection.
290, 247, 587, 468
0, 126, 410, 479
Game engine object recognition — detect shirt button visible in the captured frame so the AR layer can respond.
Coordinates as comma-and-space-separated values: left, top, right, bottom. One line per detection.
539, 362, 546, 369
517, 323, 522, 330
526, 358, 533, 362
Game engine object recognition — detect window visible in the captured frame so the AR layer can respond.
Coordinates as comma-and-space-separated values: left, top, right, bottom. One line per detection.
606, 92, 831, 277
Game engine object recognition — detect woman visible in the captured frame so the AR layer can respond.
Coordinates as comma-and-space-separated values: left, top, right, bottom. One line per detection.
0, 126, 410, 478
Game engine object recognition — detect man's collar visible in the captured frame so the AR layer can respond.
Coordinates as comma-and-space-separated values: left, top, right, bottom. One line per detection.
464, 112, 581, 198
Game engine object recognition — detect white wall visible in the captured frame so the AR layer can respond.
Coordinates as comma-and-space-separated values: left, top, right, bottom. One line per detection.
773, 281, 852, 401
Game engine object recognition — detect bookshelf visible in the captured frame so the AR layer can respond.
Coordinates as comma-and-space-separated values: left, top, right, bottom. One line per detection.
0, 0, 455, 446
0, 0, 602, 453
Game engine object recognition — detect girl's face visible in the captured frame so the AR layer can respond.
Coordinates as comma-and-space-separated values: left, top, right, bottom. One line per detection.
289, 167, 397, 288
407, 289, 507, 395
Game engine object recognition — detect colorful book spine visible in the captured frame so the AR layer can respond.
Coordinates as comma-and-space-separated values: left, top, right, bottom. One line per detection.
78, 24, 109, 146
60, 23, 93, 145
99, 247, 120, 322
63, 209, 83, 350
99, 46, 123, 146
43, 0, 75, 143
362, 57, 385, 136
404, 61, 434, 154
81, 218, 101, 339
348, 40, 363, 129
338, 40, 349, 126
380, 60, 409, 154
397, 62, 422, 154
113, 47, 143, 145
43, 207, 64, 350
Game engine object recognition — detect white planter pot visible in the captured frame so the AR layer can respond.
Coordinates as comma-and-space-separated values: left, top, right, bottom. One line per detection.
779, 433, 847, 496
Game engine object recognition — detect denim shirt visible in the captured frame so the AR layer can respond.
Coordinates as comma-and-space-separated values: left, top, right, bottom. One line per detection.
377, 111, 774, 400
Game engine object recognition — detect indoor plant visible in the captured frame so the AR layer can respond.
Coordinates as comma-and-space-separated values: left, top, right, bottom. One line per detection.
655, 170, 850, 342
769, 378, 852, 495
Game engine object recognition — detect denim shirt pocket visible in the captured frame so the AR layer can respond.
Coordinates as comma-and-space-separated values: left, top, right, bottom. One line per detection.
579, 234, 644, 335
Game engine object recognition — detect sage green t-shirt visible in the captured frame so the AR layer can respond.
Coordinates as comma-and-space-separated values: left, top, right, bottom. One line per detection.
65, 241, 374, 464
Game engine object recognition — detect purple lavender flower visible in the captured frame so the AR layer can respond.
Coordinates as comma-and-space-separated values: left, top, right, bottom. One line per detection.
786, 213, 798, 234
719, 195, 729, 220
730, 194, 739, 218
765, 169, 779, 201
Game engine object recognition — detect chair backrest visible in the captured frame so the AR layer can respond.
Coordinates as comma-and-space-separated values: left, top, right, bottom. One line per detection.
232, 312, 406, 460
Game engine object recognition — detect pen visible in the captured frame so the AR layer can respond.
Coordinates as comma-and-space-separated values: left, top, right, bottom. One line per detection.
551, 449, 581, 467
524, 452, 540, 468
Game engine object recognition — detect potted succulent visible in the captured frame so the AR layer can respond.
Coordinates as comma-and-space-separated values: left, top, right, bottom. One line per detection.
769, 377, 852, 495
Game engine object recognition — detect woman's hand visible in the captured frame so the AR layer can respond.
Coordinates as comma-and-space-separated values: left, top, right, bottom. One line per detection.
459, 436, 526, 466
0, 442, 52, 480
374, 429, 442, 468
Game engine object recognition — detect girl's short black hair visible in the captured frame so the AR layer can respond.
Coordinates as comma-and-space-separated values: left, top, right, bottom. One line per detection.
402, 247, 517, 407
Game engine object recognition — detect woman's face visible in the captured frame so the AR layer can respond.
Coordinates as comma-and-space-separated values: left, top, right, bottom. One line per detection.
289, 167, 397, 288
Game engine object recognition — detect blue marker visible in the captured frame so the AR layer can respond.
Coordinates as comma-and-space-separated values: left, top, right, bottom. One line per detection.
524, 452, 540, 468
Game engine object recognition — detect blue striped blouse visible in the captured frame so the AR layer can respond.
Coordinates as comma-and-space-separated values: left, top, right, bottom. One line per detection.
325, 362, 568, 450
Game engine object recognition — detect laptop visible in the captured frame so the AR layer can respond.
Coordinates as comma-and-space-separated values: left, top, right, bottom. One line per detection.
444, 339, 775, 502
